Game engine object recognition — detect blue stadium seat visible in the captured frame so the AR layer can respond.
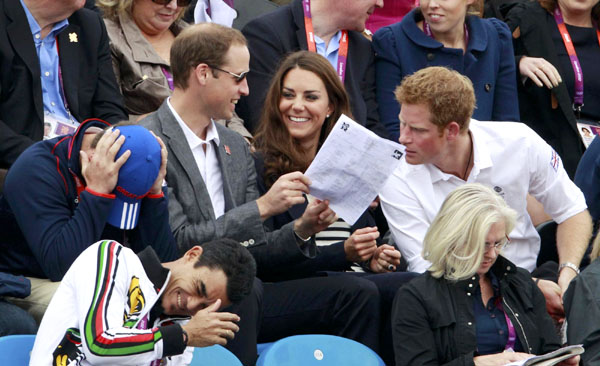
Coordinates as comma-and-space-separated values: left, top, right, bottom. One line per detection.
256, 334, 385, 366
190, 345, 243, 366
0, 334, 36, 365
257, 341, 275, 356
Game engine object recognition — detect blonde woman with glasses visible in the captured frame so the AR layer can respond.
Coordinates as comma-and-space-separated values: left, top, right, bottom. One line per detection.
391, 183, 579, 366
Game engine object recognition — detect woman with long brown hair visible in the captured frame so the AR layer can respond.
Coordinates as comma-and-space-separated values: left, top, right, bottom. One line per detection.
254, 50, 415, 366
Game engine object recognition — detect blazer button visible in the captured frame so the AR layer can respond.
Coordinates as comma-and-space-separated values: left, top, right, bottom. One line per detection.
467, 292, 471, 296
468, 284, 473, 288
485, 83, 492, 92
241, 241, 249, 247
427, 53, 435, 61
467, 322, 473, 326
249, 239, 255, 245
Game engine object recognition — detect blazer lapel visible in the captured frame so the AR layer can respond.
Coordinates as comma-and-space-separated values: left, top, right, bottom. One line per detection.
212, 138, 236, 212
5, 1, 43, 121
157, 104, 215, 220
57, 22, 80, 118
292, 0, 308, 50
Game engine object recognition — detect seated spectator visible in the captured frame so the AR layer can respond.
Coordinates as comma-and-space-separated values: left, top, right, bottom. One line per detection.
0, 0, 127, 169
379, 66, 592, 321
254, 51, 402, 279
0, 273, 37, 336
0, 122, 178, 323
575, 136, 600, 223
98, 0, 251, 139
236, 0, 389, 138
140, 23, 380, 364
393, 183, 579, 366
565, 233, 600, 365
253, 50, 416, 364
373, 0, 519, 142
30, 238, 255, 365
505, 0, 600, 178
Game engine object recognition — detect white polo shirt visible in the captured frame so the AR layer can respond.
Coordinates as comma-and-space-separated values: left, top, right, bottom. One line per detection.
167, 98, 225, 218
379, 120, 587, 273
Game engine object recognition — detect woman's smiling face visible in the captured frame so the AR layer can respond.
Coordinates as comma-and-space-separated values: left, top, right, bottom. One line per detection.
279, 67, 332, 149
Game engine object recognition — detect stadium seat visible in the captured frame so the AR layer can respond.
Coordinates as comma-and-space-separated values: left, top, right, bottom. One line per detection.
256, 334, 385, 366
190, 345, 243, 366
257, 341, 275, 356
0, 334, 36, 365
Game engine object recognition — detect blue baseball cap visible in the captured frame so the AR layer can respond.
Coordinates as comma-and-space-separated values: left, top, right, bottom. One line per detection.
106, 125, 161, 230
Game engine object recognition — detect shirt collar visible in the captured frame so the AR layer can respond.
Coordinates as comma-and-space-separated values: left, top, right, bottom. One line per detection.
167, 97, 220, 150
314, 30, 342, 55
469, 119, 493, 175
137, 246, 170, 293
20, 0, 69, 42
422, 119, 493, 183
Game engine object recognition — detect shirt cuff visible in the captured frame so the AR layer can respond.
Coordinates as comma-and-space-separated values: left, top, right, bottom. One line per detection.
84, 187, 115, 199
159, 323, 186, 358
146, 191, 165, 199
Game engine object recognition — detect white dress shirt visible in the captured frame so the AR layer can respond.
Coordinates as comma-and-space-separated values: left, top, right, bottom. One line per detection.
167, 98, 225, 218
379, 120, 587, 273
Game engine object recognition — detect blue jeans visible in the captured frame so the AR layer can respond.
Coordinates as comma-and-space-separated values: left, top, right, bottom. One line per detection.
0, 299, 37, 336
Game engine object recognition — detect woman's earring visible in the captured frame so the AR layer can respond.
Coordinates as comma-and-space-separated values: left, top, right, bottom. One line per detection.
326, 114, 331, 118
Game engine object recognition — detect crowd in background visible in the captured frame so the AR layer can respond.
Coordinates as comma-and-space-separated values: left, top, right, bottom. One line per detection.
1, 0, 600, 365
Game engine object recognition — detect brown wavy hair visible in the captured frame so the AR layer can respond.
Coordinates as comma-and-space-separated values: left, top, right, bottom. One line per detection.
254, 51, 352, 189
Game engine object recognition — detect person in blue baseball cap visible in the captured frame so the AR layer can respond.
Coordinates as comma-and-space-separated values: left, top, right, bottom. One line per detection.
99, 125, 162, 230
0, 120, 179, 324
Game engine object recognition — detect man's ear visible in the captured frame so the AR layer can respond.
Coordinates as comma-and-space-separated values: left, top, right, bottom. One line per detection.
184, 245, 203, 262
194, 64, 211, 86
445, 121, 461, 140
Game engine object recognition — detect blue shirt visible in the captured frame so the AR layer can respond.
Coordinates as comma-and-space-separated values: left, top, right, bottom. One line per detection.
314, 30, 342, 71
20, 0, 72, 122
473, 272, 524, 355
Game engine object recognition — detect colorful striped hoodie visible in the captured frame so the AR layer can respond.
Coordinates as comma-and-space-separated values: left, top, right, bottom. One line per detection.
30, 240, 191, 366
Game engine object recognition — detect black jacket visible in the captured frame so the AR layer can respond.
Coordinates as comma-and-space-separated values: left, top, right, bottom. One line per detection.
504, 0, 585, 179
0, 1, 127, 168
564, 258, 600, 366
392, 256, 561, 366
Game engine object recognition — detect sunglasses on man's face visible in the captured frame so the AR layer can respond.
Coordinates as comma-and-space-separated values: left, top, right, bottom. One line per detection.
151, 0, 192, 7
210, 66, 250, 83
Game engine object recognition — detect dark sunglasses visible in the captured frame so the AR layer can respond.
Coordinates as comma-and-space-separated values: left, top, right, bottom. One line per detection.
210, 66, 250, 83
151, 0, 192, 7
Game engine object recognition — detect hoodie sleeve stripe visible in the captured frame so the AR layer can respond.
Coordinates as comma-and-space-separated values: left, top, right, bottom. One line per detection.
83, 240, 163, 357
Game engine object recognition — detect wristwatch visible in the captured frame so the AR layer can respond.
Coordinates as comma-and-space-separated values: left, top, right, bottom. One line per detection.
558, 262, 580, 275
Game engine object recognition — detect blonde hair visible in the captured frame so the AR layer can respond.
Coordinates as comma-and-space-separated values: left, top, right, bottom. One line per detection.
97, 0, 187, 22
97, 0, 135, 21
395, 66, 476, 133
424, 183, 517, 281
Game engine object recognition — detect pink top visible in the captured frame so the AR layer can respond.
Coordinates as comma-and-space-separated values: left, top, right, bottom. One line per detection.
366, 0, 416, 34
